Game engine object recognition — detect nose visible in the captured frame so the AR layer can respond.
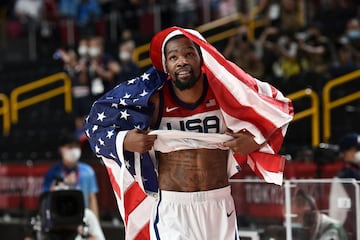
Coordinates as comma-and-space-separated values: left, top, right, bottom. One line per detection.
176, 55, 189, 66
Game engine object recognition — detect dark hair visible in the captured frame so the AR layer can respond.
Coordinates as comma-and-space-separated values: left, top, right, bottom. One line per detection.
163, 34, 202, 59
58, 133, 80, 147
295, 188, 317, 211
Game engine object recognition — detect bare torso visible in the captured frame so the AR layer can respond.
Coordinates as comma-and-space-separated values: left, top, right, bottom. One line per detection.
150, 80, 229, 192
157, 149, 229, 192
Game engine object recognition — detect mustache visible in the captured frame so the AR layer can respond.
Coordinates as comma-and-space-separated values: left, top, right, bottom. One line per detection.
175, 66, 192, 75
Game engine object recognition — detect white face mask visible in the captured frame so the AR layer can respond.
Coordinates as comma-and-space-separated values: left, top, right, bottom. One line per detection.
63, 148, 81, 163
78, 45, 88, 57
88, 47, 100, 58
354, 151, 360, 163
119, 51, 131, 61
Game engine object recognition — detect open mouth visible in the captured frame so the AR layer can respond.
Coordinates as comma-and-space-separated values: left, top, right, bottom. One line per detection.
175, 67, 192, 78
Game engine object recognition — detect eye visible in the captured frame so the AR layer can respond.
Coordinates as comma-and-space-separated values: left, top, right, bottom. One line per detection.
168, 55, 177, 61
186, 52, 195, 58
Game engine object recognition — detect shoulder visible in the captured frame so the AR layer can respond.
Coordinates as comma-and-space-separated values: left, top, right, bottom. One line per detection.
46, 162, 62, 173
78, 162, 96, 174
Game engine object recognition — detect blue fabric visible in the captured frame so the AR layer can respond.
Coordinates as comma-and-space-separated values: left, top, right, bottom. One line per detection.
77, 0, 101, 26
41, 162, 99, 207
84, 67, 168, 193
59, 0, 78, 17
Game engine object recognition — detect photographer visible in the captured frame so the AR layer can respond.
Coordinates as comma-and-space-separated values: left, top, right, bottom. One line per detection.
28, 182, 105, 239
41, 133, 99, 219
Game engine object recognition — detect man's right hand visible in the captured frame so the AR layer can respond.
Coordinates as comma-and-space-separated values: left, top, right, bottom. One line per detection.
123, 129, 157, 153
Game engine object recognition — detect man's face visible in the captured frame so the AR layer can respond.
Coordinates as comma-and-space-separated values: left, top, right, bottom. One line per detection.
164, 37, 202, 90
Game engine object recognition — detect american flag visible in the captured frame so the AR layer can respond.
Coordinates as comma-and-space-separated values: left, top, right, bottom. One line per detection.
84, 27, 294, 240
84, 67, 167, 239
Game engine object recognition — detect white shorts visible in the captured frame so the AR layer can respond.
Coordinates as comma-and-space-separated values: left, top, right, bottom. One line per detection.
150, 186, 239, 240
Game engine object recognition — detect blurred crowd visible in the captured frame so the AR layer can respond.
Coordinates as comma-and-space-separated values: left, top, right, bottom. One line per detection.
55, 32, 141, 140
1, 0, 359, 92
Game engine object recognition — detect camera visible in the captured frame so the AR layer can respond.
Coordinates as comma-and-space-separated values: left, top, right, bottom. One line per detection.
32, 189, 85, 240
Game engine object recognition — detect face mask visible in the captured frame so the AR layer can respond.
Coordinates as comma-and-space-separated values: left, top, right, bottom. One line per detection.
78, 46, 88, 57
88, 47, 100, 58
347, 30, 360, 40
63, 148, 81, 163
354, 151, 360, 163
119, 51, 131, 61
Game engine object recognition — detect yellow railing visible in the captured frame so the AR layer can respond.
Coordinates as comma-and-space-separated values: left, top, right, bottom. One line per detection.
322, 70, 360, 143
10, 72, 72, 124
1, 69, 358, 147
287, 88, 320, 147
0, 93, 10, 136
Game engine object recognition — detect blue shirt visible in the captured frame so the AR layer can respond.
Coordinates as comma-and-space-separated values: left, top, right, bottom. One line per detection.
42, 162, 99, 207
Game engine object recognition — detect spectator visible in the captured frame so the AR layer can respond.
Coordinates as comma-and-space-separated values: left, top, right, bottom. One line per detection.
313, 0, 356, 41
14, 0, 43, 22
295, 23, 334, 93
223, 26, 264, 79
41, 133, 100, 219
87, 35, 120, 99
256, 25, 282, 85
55, 38, 93, 141
336, 132, 360, 180
173, 0, 198, 28
344, 18, 360, 65
77, 0, 102, 37
291, 188, 347, 240
75, 208, 106, 240
218, 0, 237, 19
115, 39, 141, 85
278, 0, 302, 34
328, 36, 359, 79
329, 132, 360, 239
58, 0, 78, 18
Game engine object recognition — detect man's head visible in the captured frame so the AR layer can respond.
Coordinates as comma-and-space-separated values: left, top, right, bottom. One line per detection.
149, 27, 205, 87
291, 189, 318, 237
163, 35, 203, 90
88, 36, 103, 59
339, 132, 360, 164
59, 134, 81, 167
118, 39, 135, 62
291, 189, 317, 225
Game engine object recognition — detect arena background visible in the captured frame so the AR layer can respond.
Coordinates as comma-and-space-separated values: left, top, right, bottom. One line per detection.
0, 0, 360, 239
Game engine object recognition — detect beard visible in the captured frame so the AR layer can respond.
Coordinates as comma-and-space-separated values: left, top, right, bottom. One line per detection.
173, 71, 199, 90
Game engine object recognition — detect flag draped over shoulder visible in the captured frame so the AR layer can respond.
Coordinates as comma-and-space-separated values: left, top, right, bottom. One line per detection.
150, 27, 294, 185
84, 26, 294, 240
84, 67, 167, 240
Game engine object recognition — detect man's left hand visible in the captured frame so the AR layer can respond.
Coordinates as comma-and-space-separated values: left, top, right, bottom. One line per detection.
223, 129, 262, 155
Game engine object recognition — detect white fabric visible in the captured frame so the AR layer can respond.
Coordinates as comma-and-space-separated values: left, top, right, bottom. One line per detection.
149, 130, 240, 177
149, 130, 233, 152
149, 186, 238, 240
75, 208, 105, 240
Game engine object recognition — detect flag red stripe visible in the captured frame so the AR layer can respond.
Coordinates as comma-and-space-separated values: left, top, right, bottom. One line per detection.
205, 69, 278, 139
134, 222, 150, 240
106, 166, 122, 200
124, 182, 148, 224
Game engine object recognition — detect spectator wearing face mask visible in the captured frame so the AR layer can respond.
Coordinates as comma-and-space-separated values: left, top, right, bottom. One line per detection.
86, 35, 120, 99
41, 133, 100, 219
344, 18, 360, 66
337, 132, 360, 180
54, 37, 93, 141
114, 39, 141, 85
